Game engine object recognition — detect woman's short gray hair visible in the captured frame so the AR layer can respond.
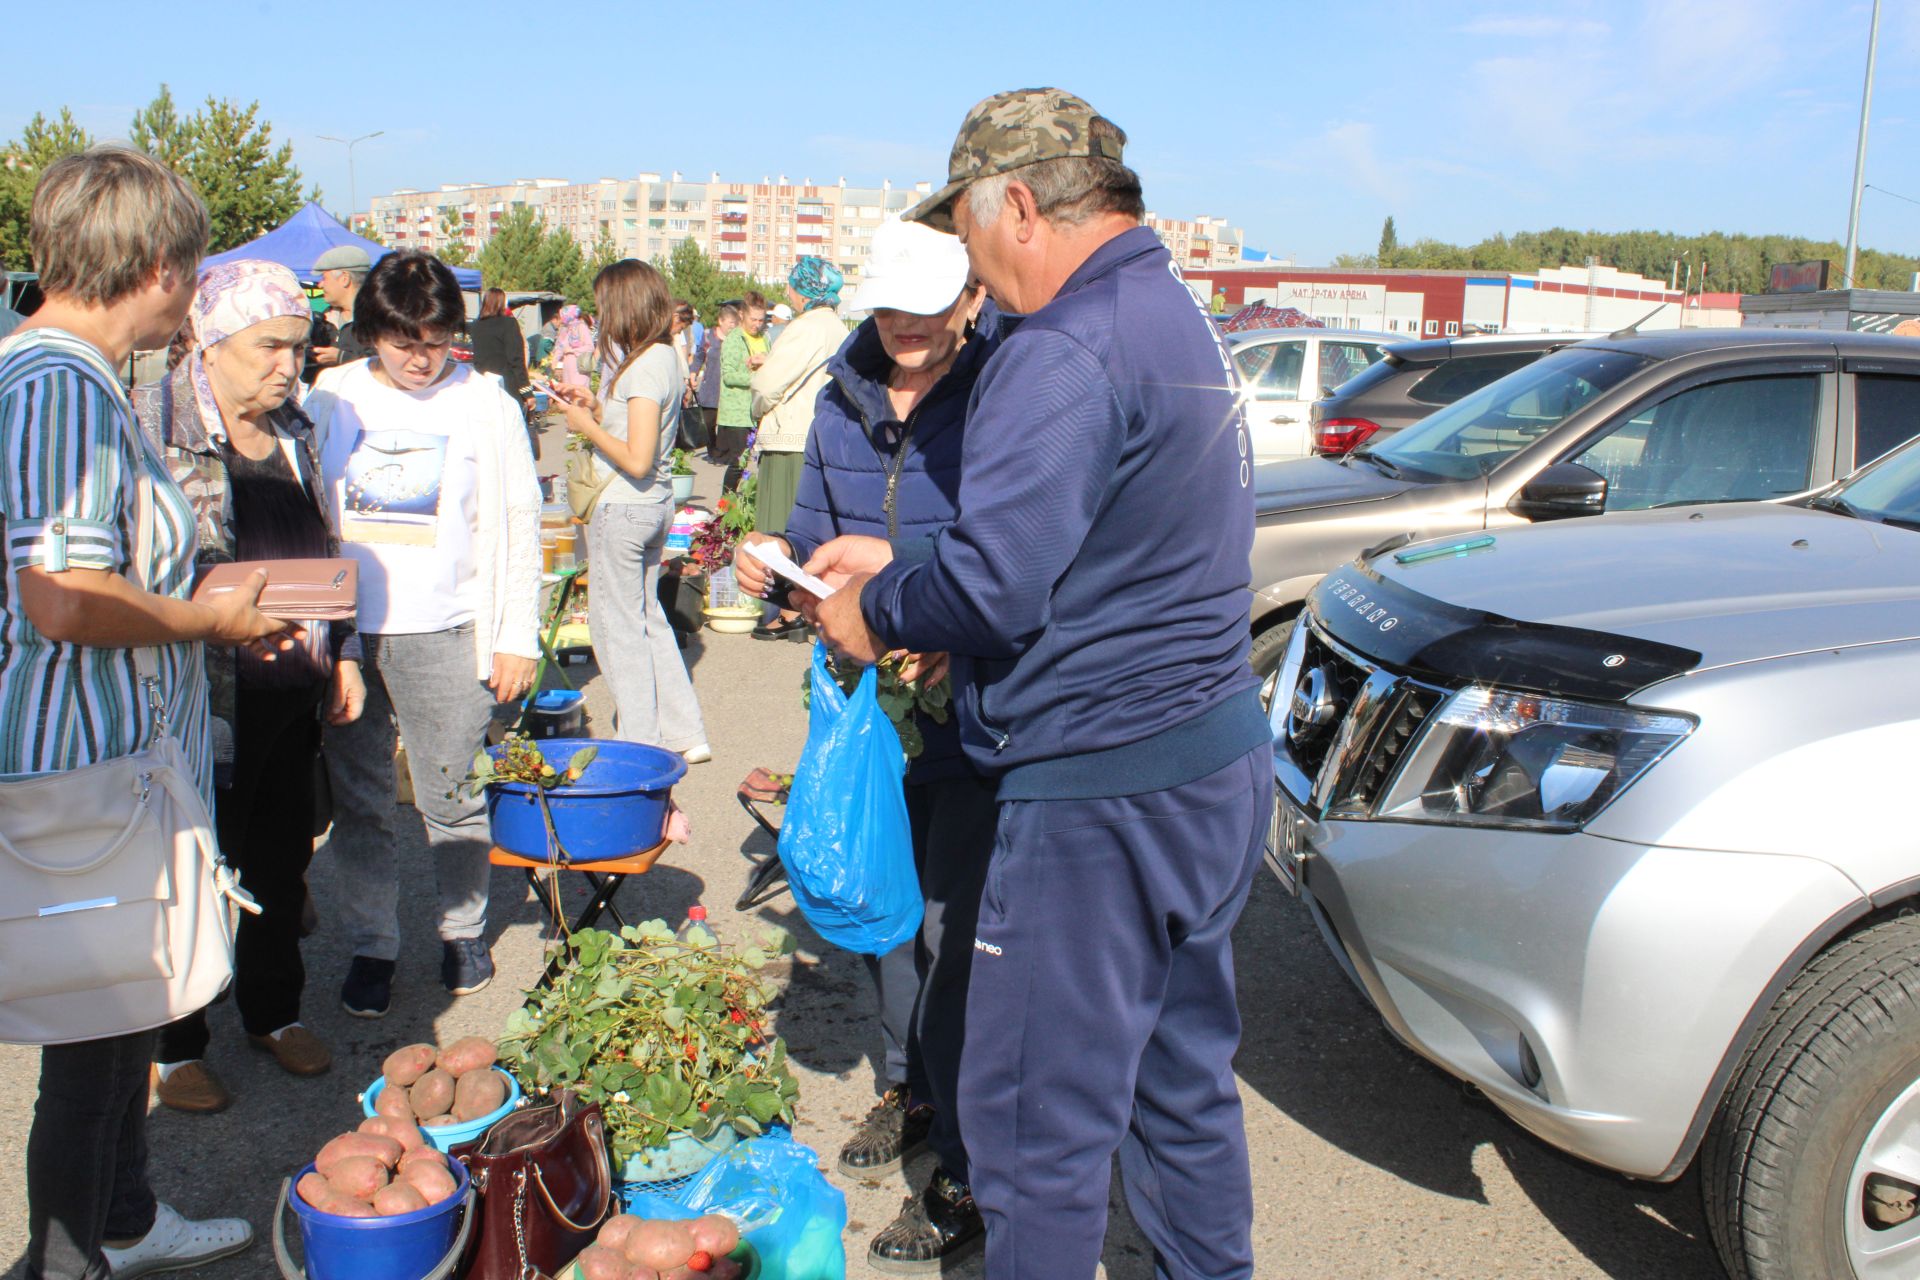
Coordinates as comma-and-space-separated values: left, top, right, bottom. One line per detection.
965, 117, 1144, 230
30, 146, 209, 306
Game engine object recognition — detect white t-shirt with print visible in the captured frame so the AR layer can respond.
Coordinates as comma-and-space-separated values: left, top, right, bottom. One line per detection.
595, 343, 686, 507
321, 360, 484, 635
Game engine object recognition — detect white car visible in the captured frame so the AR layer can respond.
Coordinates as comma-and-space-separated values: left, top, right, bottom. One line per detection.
1229, 329, 1397, 462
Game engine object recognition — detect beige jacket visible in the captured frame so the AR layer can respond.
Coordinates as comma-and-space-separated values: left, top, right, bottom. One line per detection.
749, 304, 845, 454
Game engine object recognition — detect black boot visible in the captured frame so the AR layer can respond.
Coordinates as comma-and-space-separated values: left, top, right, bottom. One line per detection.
837, 1084, 933, 1178
868, 1168, 984, 1275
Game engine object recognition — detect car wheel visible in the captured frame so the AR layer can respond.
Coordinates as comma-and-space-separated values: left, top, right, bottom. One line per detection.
1250, 618, 1297, 712
1702, 917, 1920, 1280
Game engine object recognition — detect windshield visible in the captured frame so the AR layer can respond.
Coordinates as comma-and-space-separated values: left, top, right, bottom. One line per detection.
1825, 436, 1920, 528
1373, 348, 1654, 481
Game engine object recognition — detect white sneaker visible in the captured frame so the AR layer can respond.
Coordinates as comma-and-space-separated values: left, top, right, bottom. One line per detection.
682, 743, 713, 764
101, 1202, 253, 1278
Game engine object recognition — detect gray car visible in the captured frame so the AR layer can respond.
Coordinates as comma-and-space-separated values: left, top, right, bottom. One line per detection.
1265, 435, 1920, 1279
1246, 328, 1920, 681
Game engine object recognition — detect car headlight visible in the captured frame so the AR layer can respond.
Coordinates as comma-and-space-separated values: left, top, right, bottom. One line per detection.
1376, 686, 1695, 831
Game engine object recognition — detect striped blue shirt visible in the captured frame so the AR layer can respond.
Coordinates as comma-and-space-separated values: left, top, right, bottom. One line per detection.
0, 329, 211, 799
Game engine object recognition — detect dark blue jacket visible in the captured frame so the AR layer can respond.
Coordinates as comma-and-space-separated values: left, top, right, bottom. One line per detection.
784, 307, 1005, 784
862, 227, 1266, 800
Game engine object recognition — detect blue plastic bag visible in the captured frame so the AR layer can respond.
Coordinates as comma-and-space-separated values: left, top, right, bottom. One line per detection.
618, 1134, 848, 1280
777, 643, 920, 955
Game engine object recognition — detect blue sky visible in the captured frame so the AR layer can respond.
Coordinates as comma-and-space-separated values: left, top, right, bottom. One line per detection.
9, 0, 1917, 264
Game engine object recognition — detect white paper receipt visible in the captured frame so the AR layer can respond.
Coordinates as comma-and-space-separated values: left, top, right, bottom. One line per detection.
739, 540, 838, 599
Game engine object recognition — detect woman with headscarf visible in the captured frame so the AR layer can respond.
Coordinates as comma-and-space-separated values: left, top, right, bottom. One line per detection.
550, 303, 595, 388
747, 256, 844, 640
133, 260, 367, 1114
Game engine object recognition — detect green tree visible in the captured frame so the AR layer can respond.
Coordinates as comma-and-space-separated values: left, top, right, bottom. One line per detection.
0, 109, 93, 269
176, 95, 311, 252
656, 239, 729, 321
587, 225, 622, 279
1377, 216, 1398, 266
439, 206, 472, 266
539, 226, 592, 308
129, 85, 192, 169
477, 206, 549, 289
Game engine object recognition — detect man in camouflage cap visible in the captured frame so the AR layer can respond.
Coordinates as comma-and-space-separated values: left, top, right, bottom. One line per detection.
802, 87, 1269, 1279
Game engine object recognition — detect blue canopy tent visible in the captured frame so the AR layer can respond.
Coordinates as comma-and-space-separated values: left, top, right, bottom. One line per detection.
199, 201, 483, 290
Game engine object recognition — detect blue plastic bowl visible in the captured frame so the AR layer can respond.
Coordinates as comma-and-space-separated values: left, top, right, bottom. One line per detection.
361, 1069, 521, 1152
287, 1156, 469, 1280
485, 738, 687, 863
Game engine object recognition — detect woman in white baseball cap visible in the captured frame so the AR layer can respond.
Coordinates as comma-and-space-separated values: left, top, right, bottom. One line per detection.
731, 217, 999, 1271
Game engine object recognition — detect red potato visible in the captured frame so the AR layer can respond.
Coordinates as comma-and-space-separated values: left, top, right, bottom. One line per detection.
436, 1036, 499, 1078
402, 1160, 459, 1206
295, 1172, 332, 1209
627, 1219, 696, 1272
317, 1132, 403, 1177
372, 1181, 429, 1217
325, 1154, 389, 1201
626, 1268, 660, 1280
573, 1244, 631, 1280
382, 1043, 439, 1088
597, 1214, 640, 1252
398, 1145, 448, 1173
452, 1069, 508, 1122
358, 1116, 427, 1152
687, 1215, 739, 1258
422, 1114, 458, 1127
374, 1083, 417, 1122
408, 1068, 456, 1119
319, 1194, 380, 1219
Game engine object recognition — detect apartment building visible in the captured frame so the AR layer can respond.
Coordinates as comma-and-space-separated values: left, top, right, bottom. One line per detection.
366, 173, 1248, 282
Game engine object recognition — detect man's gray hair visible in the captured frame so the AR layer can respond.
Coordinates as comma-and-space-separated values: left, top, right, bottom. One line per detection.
30, 146, 209, 306
964, 117, 1144, 230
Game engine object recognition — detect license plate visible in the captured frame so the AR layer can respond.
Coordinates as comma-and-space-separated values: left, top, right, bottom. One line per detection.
1267, 791, 1310, 895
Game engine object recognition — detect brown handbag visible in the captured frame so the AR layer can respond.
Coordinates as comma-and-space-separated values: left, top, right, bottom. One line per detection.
191, 558, 359, 620
454, 1090, 614, 1280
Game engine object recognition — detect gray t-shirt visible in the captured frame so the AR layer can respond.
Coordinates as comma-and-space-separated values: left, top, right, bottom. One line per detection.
595, 342, 686, 506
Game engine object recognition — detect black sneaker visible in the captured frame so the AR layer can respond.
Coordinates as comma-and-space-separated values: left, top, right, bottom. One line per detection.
868, 1168, 984, 1275
838, 1084, 934, 1178
340, 956, 395, 1019
441, 938, 494, 996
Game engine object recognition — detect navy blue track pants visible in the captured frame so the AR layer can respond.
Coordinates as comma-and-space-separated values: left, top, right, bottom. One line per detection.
959, 746, 1273, 1280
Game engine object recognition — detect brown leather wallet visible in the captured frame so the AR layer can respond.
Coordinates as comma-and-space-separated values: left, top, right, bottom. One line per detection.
191, 559, 359, 621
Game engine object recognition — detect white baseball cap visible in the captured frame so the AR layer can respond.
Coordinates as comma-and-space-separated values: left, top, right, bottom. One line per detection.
770, 303, 794, 321
844, 220, 972, 317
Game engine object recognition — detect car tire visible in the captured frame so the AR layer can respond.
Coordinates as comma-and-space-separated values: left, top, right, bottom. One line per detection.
1702, 916, 1920, 1280
1250, 617, 1297, 711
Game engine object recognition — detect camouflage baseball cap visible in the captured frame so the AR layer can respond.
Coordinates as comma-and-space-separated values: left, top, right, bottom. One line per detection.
905, 88, 1126, 233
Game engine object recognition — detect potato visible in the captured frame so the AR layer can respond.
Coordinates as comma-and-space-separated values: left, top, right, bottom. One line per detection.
452, 1068, 509, 1122
408, 1067, 456, 1118
383, 1043, 439, 1088
627, 1219, 695, 1271
403, 1160, 459, 1206
317, 1132, 403, 1176
574, 1245, 631, 1280
358, 1116, 428, 1153
398, 1145, 448, 1173
687, 1214, 739, 1258
325, 1155, 389, 1201
597, 1214, 641, 1252
372, 1181, 429, 1217
422, 1114, 458, 1127
296, 1172, 333, 1209
436, 1036, 498, 1078
374, 1083, 417, 1122
319, 1194, 380, 1219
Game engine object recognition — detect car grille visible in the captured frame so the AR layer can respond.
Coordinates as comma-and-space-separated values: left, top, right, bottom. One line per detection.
1279, 621, 1446, 818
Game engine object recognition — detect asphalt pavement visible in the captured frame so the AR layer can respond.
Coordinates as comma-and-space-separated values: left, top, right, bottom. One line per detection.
0, 453, 1730, 1280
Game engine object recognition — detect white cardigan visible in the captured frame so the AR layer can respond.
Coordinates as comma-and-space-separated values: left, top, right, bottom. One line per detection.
307, 363, 543, 678
749, 304, 846, 454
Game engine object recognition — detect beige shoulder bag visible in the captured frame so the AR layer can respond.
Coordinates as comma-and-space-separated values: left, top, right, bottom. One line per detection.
0, 404, 258, 1046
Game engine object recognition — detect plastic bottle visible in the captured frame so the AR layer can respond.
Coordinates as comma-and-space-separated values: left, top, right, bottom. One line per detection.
676, 904, 719, 948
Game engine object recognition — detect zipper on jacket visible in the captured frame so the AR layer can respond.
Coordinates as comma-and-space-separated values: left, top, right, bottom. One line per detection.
882, 405, 925, 540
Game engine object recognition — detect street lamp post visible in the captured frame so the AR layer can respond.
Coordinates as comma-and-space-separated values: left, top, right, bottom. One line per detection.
317, 131, 385, 231
1843, 0, 1882, 288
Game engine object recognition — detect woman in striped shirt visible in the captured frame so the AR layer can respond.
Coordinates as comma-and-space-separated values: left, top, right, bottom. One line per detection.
1, 148, 288, 1280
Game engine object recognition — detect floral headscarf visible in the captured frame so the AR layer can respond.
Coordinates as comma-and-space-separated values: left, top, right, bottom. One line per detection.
188, 259, 312, 436
788, 256, 843, 309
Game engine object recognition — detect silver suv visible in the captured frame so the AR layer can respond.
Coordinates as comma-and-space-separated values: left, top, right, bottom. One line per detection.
1266, 436, 1920, 1279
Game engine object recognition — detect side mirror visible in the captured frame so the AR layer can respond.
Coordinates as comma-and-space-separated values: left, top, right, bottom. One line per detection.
1509, 462, 1609, 521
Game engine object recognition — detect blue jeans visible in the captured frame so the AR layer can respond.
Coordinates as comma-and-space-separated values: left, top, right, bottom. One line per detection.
324, 624, 498, 961
586, 502, 707, 751
27, 1029, 159, 1280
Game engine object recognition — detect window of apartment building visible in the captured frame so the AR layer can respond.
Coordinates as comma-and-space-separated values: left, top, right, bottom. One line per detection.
649, 239, 663, 253
1425, 320, 1440, 335
753, 242, 767, 253
778, 204, 791, 215
777, 225, 791, 238
669, 219, 690, 231
753, 222, 768, 234
1445, 321, 1460, 336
